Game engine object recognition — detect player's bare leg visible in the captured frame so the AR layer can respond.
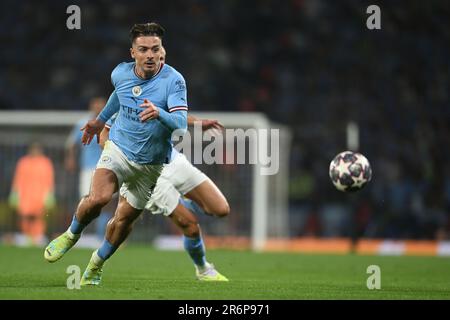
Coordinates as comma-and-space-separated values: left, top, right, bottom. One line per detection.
44, 169, 118, 263
104, 196, 142, 245
76, 169, 118, 225
169, 203, 201, 238
80, 196, 142, 285
185, 179, 230, 218
169, 204, 228, 281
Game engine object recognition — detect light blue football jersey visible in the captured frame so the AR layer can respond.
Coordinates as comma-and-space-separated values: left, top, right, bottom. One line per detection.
106, 112, 180, 163
100, 62, 188, 164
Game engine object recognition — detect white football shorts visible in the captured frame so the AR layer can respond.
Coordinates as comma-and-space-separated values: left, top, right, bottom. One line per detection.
145, 152, 208, 216
79, 168, 94, 197
96, 140, 163, 210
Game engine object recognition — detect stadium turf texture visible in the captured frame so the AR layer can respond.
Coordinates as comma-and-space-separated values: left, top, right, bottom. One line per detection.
1, 245, 449, 299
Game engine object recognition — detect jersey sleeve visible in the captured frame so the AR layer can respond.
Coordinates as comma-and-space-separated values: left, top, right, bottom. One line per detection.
111, 62, 127, 88
98, 90, 120, 123
105, 112, 118, 129
167, 73, 188, 113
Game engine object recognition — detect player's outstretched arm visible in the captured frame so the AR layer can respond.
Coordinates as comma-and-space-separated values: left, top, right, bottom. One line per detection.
188, 115, 224, 131
187, 115, 224, 138
97, 91, 120, 122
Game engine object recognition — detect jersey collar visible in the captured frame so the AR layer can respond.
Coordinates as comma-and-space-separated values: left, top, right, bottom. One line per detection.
133, 63, 164, 80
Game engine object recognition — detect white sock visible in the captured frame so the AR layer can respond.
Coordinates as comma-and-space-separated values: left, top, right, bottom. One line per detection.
197, 261, 212, 273
91, 250, 105, 266
66, 229, 81, 240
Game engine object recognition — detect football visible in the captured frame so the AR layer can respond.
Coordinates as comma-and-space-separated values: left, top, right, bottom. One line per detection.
329, 151, 372, 192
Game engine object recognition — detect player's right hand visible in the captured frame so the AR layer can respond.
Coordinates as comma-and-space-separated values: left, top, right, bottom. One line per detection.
80, 119, 105, 145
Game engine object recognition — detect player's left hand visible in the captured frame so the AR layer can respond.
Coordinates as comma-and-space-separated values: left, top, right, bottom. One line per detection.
201, 119, 224, 137
139, 99, 160, 122
201, 119, 224, 131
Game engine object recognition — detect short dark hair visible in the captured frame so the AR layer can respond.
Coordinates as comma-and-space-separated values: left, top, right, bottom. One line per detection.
130, 22, 165, 44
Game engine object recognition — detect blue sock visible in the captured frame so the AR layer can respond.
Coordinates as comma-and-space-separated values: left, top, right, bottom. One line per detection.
69, 215, 86, 234
179, 198, 207, 216
97, 239, 118, 261
183, 235, 206, 267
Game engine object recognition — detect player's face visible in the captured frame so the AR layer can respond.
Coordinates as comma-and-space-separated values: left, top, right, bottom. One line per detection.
130, 36, 163, 77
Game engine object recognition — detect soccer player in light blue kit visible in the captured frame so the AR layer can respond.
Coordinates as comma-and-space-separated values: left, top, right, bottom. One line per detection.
44, 22, 188, 286
98, 47, 229, 282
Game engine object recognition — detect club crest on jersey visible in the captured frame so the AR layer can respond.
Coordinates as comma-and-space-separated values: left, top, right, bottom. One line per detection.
132, 86, 142, 97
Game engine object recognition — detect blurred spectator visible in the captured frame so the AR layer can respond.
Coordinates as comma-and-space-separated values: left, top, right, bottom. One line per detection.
9, 142, 55, 245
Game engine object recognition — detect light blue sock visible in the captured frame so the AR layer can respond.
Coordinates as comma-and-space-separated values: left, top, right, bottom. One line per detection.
69, 214, 86, 235
97, 239, 118, 261
179, 198, 207, 216
183, 235, 206, 267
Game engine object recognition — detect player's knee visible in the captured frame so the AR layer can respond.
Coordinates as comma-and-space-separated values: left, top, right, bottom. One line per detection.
112, 215, 134, 230
89, 193, 112, 208
211, 201, 230, 218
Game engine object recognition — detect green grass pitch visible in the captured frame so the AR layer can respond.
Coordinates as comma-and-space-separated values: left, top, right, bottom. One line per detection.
1, 245, 449, 299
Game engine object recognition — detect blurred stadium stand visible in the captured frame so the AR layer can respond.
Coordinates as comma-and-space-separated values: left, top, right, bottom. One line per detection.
0, 0, 449, 245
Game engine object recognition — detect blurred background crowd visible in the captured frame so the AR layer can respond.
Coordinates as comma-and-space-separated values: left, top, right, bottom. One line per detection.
0, 0, 449, 240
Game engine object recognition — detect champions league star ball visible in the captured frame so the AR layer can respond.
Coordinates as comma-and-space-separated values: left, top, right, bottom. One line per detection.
329, 151, 372, 192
